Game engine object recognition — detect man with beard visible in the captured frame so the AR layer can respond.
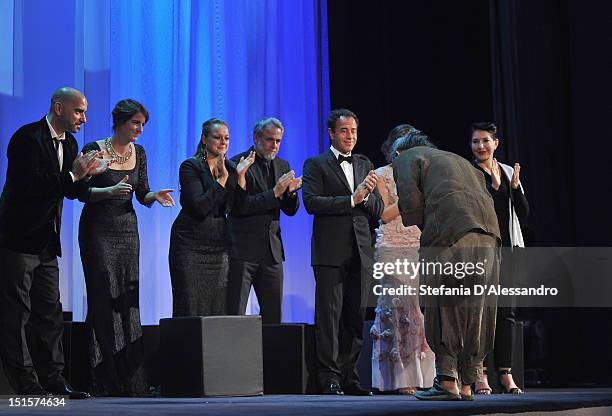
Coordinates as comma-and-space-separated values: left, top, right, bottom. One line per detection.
227, 117, 301, 324
0, 87, 107, 398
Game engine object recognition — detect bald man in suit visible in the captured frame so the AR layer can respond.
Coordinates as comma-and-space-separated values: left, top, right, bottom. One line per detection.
0, 87, 106, 398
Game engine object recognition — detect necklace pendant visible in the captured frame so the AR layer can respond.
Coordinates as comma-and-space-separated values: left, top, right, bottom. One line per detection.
105, 137, 132, 165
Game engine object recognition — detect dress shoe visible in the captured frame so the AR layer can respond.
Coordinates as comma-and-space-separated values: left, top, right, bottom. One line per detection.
46, 381, 91, 399
321, 380, 344, 395
344, 384, 373, 396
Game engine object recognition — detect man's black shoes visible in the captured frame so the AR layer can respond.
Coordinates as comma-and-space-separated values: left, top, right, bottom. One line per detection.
321, 380, 373, 396
321, 380, 344, 395
45, 380, 91, 400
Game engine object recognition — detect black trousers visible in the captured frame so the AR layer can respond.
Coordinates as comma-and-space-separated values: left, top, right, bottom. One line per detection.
0, 245, 65, 392
226, 250, 283, 325
490, 307, 516, 369
313, 248, 365, 389
487, 252, 517, 369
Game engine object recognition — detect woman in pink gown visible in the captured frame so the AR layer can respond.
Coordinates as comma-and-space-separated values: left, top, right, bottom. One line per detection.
371, 125, 435, 394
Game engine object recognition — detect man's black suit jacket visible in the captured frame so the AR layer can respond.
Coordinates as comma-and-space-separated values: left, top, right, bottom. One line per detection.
0, 117, 86, 256
302, 149, 383, 267
228, 148, 300, 263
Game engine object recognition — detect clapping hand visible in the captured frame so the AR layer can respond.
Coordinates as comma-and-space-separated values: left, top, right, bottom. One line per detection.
237, 151, 256, 175
274, 170, 295, 198
353, 170, 378, 205
491, 158, 502, 191
211, 154, 229, 188
510, 162, 521, 189
287, 176, 302, 194
73, 150, 108, 180
89, 155, 112, 176
154, 189, 175, 207
215, 154, 229, 180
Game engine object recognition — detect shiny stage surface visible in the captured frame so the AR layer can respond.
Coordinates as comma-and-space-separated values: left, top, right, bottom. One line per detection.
1, 389, 611, 416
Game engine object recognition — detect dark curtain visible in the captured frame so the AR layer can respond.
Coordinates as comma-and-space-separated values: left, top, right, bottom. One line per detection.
327, 0, 494, 167
489, 0, 576, 246
489, 0, 612, 246
489, 0, 612, 386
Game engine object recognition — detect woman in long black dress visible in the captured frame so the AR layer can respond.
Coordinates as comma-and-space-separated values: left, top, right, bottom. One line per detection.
78, 99, 175, 396
169, 118, 254, 317
470, 121, 529, 395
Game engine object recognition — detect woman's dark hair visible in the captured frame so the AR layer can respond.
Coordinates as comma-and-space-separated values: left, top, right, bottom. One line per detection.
470, 121, 498, 140
381, 123, 417, 163
391, 131, 437, 155
112, 99, 149, 131
194, 118, 228, 159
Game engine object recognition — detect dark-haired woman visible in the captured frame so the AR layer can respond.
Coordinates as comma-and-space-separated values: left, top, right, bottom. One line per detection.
78, 99, 175, 396
470, 122, 528, 395
169, 118, 254, 317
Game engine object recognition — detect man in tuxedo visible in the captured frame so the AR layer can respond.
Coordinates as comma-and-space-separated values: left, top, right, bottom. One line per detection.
302, 109, 383, 395
227, 117, 300, 324
0, 87, 106, 398
392, 131, 500, 400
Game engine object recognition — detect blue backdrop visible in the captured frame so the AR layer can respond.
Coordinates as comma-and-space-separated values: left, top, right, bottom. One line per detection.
0, 0, 330, 324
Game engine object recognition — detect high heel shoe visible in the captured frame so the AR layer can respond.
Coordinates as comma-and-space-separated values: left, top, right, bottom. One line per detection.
498, 369, 523, 394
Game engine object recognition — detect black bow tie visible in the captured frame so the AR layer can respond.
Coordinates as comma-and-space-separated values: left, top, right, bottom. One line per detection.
338, 155, 353, 164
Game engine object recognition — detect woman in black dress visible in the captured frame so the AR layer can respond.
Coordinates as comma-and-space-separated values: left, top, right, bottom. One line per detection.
470, 122, 529, 395
78, 99, 175, 396
169, 118, 254, 317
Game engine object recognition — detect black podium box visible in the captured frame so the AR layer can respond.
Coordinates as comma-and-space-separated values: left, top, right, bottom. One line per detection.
262, 324, 317, 394
485, 321, 525, 391
160, 316, 263, 397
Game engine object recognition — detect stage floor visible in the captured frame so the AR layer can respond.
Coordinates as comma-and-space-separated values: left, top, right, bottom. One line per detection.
1, 389, 611, 416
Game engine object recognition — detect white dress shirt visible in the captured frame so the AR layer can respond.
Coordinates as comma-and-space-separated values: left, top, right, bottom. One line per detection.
330, 145, 364, 207
45, 115, 65, 171
330, 145, 354, 191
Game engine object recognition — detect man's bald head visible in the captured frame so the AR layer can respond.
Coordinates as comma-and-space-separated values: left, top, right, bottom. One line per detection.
49, 87, 85, 111
48, 87, 88, 134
